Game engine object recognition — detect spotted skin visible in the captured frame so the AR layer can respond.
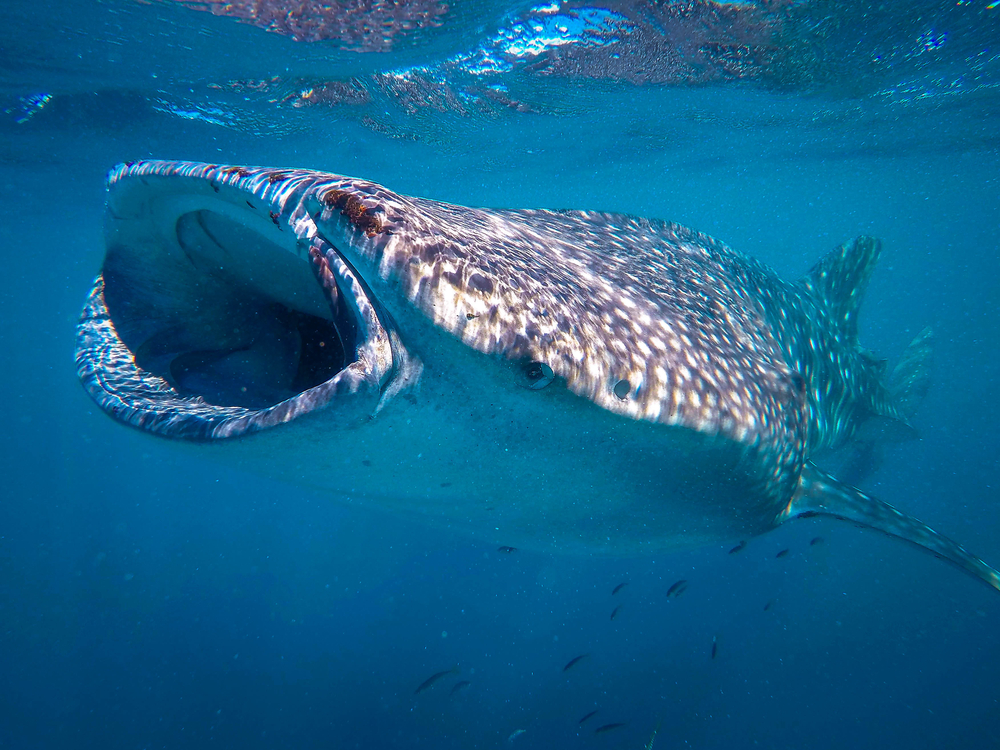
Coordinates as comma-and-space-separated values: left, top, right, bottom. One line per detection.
314, 175, 897, 458
76, 161, 1000, 591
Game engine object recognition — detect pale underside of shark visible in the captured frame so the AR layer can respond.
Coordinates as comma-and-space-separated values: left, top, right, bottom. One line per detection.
75, 160, 999, 591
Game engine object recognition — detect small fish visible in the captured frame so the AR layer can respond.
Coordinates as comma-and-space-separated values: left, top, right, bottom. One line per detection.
578, 709, 599, 724
776, 548, 790, 558
810, 536, 825, 546
414, 666, 459, 694
594, 722, 626, 735
450, 680, 471, 696
729, 540, 747, 554
645, 721, 661, 750
507, 729, 526, 743
666, 579, 688, 598
612, 582, 628, 595
711, 635, 718, 659
764, 599, 775, 611
563, 654, 589, 672
610, 605, 621, 621
497, 546, 517, 553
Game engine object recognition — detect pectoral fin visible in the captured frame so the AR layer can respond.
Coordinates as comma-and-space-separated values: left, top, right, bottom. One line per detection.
783, 463, 1000, 592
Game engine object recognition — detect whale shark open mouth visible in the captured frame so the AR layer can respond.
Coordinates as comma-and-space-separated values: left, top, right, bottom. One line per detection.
76, 162, 395, 439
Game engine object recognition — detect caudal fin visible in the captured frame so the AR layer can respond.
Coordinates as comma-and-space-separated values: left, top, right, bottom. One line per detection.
833, 328, 934, 486
888, 326, 934, 419
783, 463, 1000, 592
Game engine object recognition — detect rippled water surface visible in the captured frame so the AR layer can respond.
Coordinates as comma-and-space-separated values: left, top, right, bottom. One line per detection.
2, 1, 999, 748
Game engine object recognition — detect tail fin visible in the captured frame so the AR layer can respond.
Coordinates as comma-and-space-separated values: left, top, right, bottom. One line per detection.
832, 327, 933, 486
888, 326, 934, 419
799, 236, 881, 345
784, 463, 1000, 592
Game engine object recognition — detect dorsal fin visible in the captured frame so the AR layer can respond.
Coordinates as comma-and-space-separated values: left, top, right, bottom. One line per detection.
799, 236, 882, 345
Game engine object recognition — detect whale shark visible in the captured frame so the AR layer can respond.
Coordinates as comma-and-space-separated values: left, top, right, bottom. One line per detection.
76, 160, 999, 591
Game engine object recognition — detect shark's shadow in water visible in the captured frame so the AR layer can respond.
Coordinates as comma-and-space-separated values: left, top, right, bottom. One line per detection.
76, 160, 999, 591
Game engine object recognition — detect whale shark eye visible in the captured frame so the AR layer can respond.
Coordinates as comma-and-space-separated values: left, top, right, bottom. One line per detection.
613, 379, 631, 400
520, 361, 554, 390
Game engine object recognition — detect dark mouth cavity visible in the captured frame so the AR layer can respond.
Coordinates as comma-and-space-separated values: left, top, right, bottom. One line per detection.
145, 301, 346, 410
102, 207, 357, 410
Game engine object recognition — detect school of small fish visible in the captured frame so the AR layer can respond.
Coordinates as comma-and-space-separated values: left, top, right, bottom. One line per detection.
410, 534, 819, 743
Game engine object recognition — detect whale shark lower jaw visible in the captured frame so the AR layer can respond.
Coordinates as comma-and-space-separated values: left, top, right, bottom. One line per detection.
75, 160, 1000, 591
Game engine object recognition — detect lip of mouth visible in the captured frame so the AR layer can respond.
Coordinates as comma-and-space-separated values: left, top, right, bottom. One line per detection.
75, 162, 395, 440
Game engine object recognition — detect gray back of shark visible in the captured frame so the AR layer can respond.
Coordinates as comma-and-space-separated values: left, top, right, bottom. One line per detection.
76, 160, 999, 591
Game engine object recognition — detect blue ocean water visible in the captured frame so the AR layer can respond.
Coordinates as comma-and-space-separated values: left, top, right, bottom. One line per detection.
2, 1, 999, 748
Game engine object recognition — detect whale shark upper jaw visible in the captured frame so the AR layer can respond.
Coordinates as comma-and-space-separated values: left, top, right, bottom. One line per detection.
76, 162, 399, 440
